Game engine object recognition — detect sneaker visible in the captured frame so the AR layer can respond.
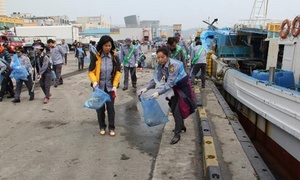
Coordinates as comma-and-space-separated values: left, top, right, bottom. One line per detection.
43, 97, 49, 104
109, 130, 116, 137
122, 87, 128, 91
54, 83, 58, 88
12, 99, 20, 103
99, 129, 106, 135
132, 85, 137, 88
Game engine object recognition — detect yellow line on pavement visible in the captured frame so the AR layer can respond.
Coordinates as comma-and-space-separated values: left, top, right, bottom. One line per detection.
203, 136, 219, 176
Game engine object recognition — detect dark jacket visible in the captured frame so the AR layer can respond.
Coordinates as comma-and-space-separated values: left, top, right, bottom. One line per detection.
75, 48, 87, 58
0, 47, 12, 64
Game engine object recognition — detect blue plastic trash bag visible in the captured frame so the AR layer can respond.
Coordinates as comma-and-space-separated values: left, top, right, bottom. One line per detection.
9, 54, 28, 81
51, 70, 56, 81
83, 88, 111, 110
84, 57, 90, 63
140, 94, 169, 127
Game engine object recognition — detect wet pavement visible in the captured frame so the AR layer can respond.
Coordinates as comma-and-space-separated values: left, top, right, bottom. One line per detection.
0, 49, 202, 180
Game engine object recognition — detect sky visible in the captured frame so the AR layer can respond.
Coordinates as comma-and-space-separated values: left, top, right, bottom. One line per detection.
5, 0, 300, 30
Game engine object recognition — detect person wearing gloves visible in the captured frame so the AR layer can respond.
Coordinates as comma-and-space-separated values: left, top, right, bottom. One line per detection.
34, 44, 52, 104
88, 35, 121, 136
140, 47, 197, 145
120, 38, 139, 90
11, 47, 34, 103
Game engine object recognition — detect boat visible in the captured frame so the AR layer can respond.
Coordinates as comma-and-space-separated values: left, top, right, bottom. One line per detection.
200, 1, 300, 179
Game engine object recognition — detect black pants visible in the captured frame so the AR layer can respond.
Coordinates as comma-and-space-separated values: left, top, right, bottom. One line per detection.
168, 92, 185, 134
96, 89, 115, 130
191, 63, 206, 87
64, 53, 68, 64
0, 76, 14, 97
78, 57, 84, 70
40, 72, 51, 98
123, 66, 137, 88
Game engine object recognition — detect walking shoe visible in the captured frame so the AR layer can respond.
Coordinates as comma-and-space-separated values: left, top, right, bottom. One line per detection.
54, 83, 58, 88
109, 130, 116, 137
170, 133, 181, 145
12, 99, 20, 103
132, 85, 137, 88
29, 93, 34, 101
43, 97, 49, 104
99, 129, 106, 136
122, 87, 128, 91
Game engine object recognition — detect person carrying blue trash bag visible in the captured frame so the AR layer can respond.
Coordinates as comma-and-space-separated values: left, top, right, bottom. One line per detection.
83, 88, 111, 110
140, 47, 197, 145
87, 35, 121, 137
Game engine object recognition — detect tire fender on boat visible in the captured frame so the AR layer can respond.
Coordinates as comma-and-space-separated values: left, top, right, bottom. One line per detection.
291, 15, 300, 37
280, 19, 291, 39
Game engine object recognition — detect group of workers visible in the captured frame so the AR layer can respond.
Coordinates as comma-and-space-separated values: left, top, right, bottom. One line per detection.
88, 33, 206, 144
0, 32, 207, 145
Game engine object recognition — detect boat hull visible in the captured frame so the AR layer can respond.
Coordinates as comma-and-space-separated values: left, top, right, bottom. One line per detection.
221, 67, 300, 179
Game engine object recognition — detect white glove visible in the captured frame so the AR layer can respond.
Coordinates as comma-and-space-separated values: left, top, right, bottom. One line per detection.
93, 82, 98, 88
111, 86, 117, 97
151, 92, 159, 99
135, 63, 138, 67
140, 88, 148, 94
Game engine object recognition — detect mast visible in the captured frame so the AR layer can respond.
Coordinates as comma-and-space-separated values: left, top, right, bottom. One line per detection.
249, 0, 269, 28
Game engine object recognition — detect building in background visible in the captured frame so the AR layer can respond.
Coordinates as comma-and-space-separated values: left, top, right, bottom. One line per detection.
0, 0, 24, 28
11, 12, 69, 26
124, 15, 140, 28
76, 16, 110, 31
0, 16, 23, 28
0, 0, 6, 16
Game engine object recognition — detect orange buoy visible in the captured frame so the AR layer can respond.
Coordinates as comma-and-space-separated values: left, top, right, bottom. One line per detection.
279, 19, 291, 39
291, 15, 300, 37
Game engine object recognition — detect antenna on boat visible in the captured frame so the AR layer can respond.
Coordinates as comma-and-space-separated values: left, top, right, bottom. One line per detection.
203, 18, 218, 31
249, 0, 269, 28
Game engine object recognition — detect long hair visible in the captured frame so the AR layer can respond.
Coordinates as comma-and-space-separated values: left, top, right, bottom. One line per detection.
89, 35, 116, 71
96, 35, 116, 56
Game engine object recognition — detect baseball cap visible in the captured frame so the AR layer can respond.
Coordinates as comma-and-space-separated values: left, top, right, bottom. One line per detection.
125, 38, 132, 43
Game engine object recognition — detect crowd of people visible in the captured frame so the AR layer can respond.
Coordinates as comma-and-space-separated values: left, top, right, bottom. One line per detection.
0, 33, 207, 145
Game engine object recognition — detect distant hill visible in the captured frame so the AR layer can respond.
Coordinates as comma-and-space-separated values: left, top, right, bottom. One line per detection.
181, 28, 201, 41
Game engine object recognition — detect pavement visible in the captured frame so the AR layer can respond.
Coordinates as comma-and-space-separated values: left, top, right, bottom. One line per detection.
55, 48, 259, 180
0, 46, 272, 180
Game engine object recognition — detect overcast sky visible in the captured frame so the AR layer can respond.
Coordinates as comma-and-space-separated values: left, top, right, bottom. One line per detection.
6, 0, 300, 30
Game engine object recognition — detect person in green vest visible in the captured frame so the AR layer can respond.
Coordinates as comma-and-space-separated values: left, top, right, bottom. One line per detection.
190, 41, 207, 88
167, 37, 187, 72
120, 38, 139, 90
